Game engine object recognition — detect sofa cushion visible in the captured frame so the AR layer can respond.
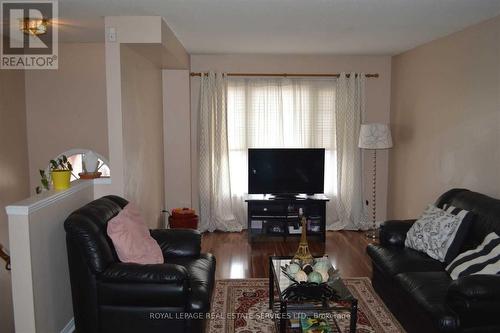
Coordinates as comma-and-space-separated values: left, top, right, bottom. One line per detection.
446, 232, 500, 279
107, 203, 164, 265
367, 244, 444, 277
98, 280, 188, 307
167, 253, 216, 312
395, 271, 459, 332
405, 205, 473, 263
436, 189, 500, 253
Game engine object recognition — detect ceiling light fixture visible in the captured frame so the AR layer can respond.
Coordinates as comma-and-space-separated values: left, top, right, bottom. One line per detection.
20, 17, 49, 36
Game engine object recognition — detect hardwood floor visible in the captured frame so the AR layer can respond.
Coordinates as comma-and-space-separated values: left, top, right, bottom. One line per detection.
201, 230, 376, 280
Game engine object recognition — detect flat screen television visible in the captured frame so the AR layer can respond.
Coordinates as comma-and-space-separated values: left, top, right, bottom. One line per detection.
248, 148, 325, 195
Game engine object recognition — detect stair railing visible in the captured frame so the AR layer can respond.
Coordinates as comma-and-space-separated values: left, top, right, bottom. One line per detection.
0, 244, 11, 271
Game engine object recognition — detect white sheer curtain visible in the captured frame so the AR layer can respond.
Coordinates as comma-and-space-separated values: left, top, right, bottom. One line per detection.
334, 73, 369, 230
198, 72, 368, 231
198, 72, 242, 232
227, 77, 340, 228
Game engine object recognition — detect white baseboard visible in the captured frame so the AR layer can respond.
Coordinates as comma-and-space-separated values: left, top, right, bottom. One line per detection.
61, 318, 75, 333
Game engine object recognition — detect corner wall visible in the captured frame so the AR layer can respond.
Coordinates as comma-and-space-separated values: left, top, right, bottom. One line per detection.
0, 69, 29, 333
104, 16, 189, 223
388, 15, 500, 218
120, 44, 165, 227
25, 43, 108, 190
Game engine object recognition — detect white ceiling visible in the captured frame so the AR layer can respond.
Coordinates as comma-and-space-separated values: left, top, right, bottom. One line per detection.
58, 0, 500, 55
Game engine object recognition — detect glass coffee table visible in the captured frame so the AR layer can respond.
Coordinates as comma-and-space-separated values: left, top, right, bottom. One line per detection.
269, 256, 358, 333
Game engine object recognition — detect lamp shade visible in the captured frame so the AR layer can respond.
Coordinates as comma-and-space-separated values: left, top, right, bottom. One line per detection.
358, 123, 393, 149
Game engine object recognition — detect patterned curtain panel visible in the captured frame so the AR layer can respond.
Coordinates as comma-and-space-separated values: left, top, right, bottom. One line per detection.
198, 72, 242, 232
335, 73, 369, 230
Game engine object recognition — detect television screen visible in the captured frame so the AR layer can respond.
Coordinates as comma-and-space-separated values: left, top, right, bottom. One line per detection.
248, 148, 325, 195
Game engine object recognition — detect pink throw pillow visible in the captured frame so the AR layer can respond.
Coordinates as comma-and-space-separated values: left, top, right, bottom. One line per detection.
107, 203, 164, 264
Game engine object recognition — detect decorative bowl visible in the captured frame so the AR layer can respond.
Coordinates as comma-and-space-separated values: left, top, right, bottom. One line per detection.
280, 257, 340, 286
78, 172, 102, 179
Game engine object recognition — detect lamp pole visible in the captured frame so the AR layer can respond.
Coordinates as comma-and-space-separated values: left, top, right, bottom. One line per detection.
366, 149, 377, 239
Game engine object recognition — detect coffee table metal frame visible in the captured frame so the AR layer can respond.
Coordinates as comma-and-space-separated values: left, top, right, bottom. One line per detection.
269, 256, 358, 333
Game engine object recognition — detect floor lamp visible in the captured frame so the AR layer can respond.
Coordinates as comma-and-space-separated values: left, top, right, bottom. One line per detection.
358, 123, 393, 239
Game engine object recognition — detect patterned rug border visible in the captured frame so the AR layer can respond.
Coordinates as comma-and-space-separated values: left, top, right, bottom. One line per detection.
207, 277, 405, 333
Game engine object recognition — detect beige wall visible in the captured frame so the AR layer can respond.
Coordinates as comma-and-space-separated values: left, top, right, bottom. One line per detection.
121, 44, 165, 228
189, 54, 392, 222
0, 69, 29, 333
25, 43, 108, 190
388, 15, 500, 219
163, 70, 192, 211
104, 16, 189, 200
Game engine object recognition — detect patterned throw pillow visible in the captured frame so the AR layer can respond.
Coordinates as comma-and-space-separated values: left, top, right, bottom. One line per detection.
446, 232, 500, 280
440, 204, 475, 260
405, 205, 473, 263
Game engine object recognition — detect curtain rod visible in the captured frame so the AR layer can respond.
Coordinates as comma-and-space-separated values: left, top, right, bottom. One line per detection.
190, 72, 379, 78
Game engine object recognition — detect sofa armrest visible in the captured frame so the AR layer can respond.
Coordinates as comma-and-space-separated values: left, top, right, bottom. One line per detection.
447, 275, 500, 325
379, 219, 416, 247
150, 228, 201, 258
100, 262, 189, 284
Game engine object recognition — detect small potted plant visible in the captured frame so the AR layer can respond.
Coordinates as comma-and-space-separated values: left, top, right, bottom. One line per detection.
37, 155, 73, 193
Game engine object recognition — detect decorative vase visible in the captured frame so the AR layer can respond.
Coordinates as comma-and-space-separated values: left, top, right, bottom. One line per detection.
83, 150, 99, 173
51, 170, 71, 190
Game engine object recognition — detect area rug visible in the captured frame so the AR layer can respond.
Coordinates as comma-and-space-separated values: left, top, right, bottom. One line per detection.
207, 278, 405, 333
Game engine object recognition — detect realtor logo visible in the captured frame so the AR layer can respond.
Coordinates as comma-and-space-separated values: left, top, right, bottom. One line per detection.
1, 0, 58, 69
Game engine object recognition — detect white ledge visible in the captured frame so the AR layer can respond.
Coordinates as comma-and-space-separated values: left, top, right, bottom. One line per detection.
93, 177, 112, 185
5, 179, 102, 216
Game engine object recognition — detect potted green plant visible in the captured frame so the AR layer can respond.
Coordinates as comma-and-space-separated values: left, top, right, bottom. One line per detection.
36, 155, 73, 193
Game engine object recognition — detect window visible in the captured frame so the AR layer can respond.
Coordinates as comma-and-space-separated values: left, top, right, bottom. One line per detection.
49, 149, 110, 181
227, 78, 337, 198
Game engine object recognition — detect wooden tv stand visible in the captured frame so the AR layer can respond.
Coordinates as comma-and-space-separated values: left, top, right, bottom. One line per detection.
245, 194, 329, 243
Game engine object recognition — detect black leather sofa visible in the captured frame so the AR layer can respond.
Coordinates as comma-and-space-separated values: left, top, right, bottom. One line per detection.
367, 189, 500, 333
64, 195, 216, 333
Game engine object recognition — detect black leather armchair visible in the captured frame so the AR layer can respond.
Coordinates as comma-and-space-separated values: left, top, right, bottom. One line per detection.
367, 189, 500, 333
64, 196, 215, 333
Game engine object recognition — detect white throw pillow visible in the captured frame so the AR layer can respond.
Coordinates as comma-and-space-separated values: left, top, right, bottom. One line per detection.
405, 204, 473, 263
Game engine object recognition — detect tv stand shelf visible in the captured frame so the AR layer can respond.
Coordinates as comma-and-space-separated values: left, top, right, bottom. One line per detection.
245, 194, 329, 243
